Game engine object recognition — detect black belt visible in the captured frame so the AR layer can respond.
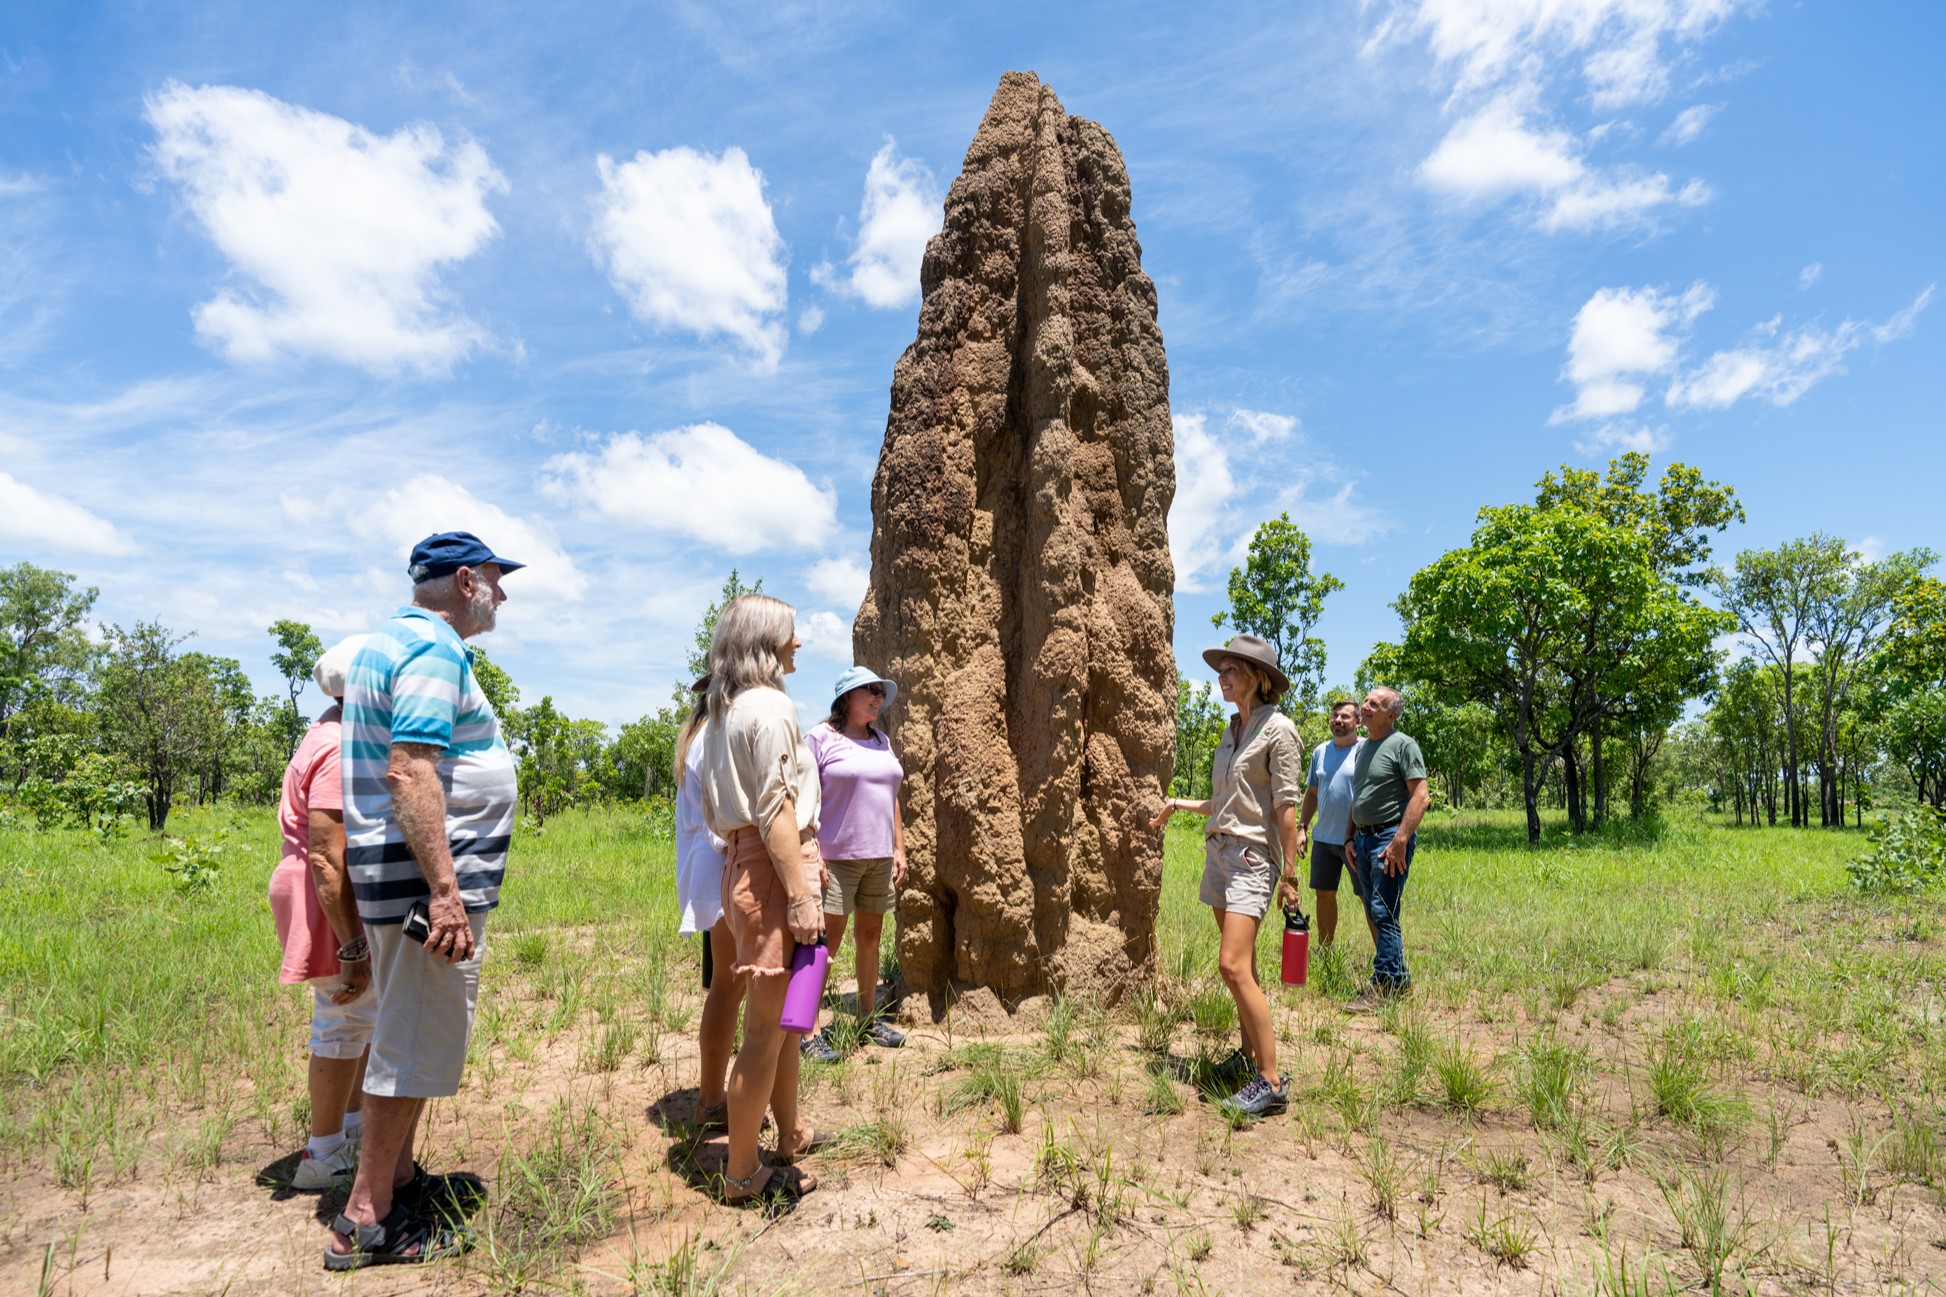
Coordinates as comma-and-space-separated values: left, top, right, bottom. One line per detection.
1355, 819, 1402, 834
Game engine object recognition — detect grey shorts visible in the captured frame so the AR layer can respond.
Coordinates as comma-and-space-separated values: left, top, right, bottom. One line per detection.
1201, 835, 1277, 920
823, 856, 896, 916
364, 912, 488, 1099
1308, 841, 1364, 896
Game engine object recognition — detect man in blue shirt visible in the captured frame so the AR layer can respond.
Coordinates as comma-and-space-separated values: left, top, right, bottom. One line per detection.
1296, 699, 1368, 949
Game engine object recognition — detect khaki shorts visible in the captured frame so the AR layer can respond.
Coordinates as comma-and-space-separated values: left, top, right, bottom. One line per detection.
1201, 834, 1277, 920
823, 856, 896, 916
364, 912, 488, 1099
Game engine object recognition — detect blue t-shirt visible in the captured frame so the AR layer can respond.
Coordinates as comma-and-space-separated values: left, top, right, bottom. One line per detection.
1306, 738, 1363, 846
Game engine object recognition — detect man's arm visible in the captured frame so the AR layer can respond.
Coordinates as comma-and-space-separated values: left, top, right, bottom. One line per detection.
388, 741, 475, 963
1381, 778, 1431, 876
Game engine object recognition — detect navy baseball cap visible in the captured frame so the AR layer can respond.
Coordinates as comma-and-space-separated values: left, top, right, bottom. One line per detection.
407, 531, 527, 583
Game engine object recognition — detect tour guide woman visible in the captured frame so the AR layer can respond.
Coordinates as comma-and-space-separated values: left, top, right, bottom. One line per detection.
1150, 633, 1302, 1118
696, 594, 827, 1204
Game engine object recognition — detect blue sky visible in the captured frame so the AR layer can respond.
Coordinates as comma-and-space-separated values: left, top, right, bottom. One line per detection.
2, 1, 1939, 726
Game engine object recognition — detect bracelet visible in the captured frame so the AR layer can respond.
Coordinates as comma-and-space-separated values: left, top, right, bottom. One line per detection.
337, 935, 369, 962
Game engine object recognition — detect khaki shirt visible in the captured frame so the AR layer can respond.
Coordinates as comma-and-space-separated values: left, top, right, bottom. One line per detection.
698, 686, 821, 839
1206, 706, 1304, 870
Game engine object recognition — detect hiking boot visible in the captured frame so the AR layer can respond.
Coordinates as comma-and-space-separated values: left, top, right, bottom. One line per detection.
291, 1138, 359, 1190
862, 1020, 905, 1048
1224, 1074, 1289, 1119
800, 1031, 844, 1064
1342, 981, 1411, 1015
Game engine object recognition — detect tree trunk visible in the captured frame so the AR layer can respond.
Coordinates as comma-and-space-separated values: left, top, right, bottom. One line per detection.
1564, 743, 1586, 834
1521, 748, 1542, 845
1591, 717, 1607, 826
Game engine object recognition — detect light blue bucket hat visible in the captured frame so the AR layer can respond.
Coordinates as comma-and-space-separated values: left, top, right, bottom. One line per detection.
832, 664, 898, 710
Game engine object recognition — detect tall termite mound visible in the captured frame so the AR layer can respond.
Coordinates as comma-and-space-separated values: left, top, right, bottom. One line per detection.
854, 71, 1176, 1014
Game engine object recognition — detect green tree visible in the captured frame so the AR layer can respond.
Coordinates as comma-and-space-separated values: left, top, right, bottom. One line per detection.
682, 569, 764, 703
1403, 503, 1720, 844
1356, 642, 1499, 810
0, 564, 100, 761
267, 618, 324, 758
1171, 674, 1226, 798
1211, 514, 1342, 711
1873, 575, 1946, 808
469, 645, 521, 718
1534, 453, 1743, 588
96, 622, 227, 831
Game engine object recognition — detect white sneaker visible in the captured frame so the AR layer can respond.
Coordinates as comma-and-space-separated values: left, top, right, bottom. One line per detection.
291, 1139, 359, 1190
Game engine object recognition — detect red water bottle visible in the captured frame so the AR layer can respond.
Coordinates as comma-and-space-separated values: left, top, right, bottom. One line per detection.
1280, 906, 1310, 986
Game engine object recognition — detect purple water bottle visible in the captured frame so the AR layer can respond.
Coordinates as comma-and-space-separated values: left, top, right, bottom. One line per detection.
779, 936, 829, 1034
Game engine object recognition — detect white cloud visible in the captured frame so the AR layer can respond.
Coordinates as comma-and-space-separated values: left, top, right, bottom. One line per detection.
539, 422, 837, 554
1231, 409, 1299, 444
1169, 409, 1388, 591
1667, 285, 1934, 410
797, 610, 852, 661
331, 473, 588, 609
0, 472, 139, 555
1553, 281, 1715, 422
811, 140, 941, 309
1167, 414, 1237, 593
1572, 422, 1673, 457
804, 556, 869, 610
798, 305, 825, 334
1420, 98, 1709, 232
1798, 262, 1823, 290
1855, 536, 1887, 564
1659, 103, 1720, 146
591, 146, 788, 366
1376, 0, 1754, 111
145, 81, 505, 375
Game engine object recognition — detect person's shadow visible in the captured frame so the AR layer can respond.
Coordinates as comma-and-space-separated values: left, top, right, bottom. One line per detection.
254, 1153, 487, 1226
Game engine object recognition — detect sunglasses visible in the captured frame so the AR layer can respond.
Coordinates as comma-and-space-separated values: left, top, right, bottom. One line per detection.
863, 683, 886, 696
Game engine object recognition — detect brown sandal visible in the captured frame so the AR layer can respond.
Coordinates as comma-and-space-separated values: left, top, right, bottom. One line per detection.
776, 1127, 829, 1164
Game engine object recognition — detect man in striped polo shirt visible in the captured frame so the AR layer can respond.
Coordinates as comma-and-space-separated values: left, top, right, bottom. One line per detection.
327, 532, 521, 1271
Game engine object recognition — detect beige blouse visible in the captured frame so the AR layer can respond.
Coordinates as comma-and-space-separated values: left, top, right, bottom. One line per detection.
698, 685, 821, 839
1205, 705, 1304, 870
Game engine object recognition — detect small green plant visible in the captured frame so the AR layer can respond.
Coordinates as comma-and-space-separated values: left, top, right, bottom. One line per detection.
152, 833, 233, 894
1846, 805, 1946, 893
1232, 1191, 1265, 1232
1143, 1067, 1185, 1116
1432, 1040, 1496, 1116
1186, 985, 1238, 1038
1359, 1135, 1401, 1220
1478, 1147, 1532, 1193
1464, 1198, 1536, 1268
1519, 1033, 1590, 1131
1183, 1228, 1213, 1262
1657, 1167, 1766, 1293
821, 1118, 908, 1168
1645, 1025, 1748, 1143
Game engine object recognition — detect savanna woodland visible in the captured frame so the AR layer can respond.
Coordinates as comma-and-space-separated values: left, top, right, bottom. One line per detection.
4, 453, 1945, 1295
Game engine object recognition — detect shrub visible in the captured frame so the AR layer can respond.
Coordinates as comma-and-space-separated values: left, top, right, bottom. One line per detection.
1846, 805, 1946, 894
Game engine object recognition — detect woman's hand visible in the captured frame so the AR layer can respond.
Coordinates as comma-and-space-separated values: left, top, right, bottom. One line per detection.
891, 846, 908, 889
1149, 799, 1176, 830
331, 957, 371, 1004
1276, 874, 1302, 909
787, 893, 824, 945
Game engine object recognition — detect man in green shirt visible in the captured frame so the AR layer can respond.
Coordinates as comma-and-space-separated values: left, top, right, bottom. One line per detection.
1342, 686, 1429, 1009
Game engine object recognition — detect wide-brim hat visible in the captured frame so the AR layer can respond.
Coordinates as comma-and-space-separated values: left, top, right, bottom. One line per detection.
832, 664, 898, 710
1201, 633, 1290, 697
313, 635, 371, 698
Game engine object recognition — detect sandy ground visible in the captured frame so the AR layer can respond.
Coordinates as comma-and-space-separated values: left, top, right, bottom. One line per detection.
5, 964, 1943, 1296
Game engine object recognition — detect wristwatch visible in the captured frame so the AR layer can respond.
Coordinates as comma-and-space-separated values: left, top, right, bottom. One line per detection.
337, 935, 370, 962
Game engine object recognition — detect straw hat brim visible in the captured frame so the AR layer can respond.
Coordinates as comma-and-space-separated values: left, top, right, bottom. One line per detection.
1201, 643, 1290, 697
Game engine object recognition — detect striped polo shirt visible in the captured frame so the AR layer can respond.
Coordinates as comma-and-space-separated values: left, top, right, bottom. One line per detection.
341, 605, 518, 924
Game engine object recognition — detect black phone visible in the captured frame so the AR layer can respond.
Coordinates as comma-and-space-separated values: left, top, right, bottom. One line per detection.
401, 901, 432, 945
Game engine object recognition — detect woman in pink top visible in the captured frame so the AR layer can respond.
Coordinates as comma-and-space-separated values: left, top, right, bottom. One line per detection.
266, 637, 377, 1190
801, 665, 907, 1062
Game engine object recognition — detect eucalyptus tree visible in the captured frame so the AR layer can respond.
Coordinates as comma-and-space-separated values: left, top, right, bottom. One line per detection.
96, 622, 227, 831
1874, 575, 1946, 808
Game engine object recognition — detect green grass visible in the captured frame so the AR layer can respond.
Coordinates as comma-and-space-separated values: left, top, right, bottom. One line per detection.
6, 800, 1943, 1293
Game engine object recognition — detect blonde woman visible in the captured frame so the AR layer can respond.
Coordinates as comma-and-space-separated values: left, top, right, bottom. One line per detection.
1150, 633, 1301, 1119
696, 595, 826, 1203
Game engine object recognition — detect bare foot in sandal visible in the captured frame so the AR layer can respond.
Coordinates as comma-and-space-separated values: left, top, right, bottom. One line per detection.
722, 1163, 817, 1205
776, 1125, 827, 1164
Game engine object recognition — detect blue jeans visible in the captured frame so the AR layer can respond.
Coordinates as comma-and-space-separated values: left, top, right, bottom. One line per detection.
1354, 825, 1415, 990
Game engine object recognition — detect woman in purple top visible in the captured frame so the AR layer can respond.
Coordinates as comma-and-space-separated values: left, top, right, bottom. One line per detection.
801, 665, 906, 1061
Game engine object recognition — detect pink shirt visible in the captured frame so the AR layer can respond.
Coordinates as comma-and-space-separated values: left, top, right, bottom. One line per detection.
807, 723, 904, 861
267, 708, 345, 984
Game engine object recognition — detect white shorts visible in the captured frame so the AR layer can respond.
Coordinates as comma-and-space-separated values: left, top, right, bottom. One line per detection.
304, 976, 377, 1060
364, 913, 489, 1099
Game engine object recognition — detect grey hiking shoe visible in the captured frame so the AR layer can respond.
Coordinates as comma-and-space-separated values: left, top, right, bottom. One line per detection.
1224, 1074, 1290, 1119
800, 1031, 844, 1064
862, 1020, 905, 1048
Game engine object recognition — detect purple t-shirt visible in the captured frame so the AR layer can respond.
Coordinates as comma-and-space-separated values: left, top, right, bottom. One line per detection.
806, 723, 903, 861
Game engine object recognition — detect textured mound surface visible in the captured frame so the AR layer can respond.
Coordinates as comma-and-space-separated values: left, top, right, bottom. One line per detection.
854, 70, 1177, 1011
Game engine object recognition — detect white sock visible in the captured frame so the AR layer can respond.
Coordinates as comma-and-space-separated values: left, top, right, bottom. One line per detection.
307, 1129, 347, 1159
342, 1112, 364, 1139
